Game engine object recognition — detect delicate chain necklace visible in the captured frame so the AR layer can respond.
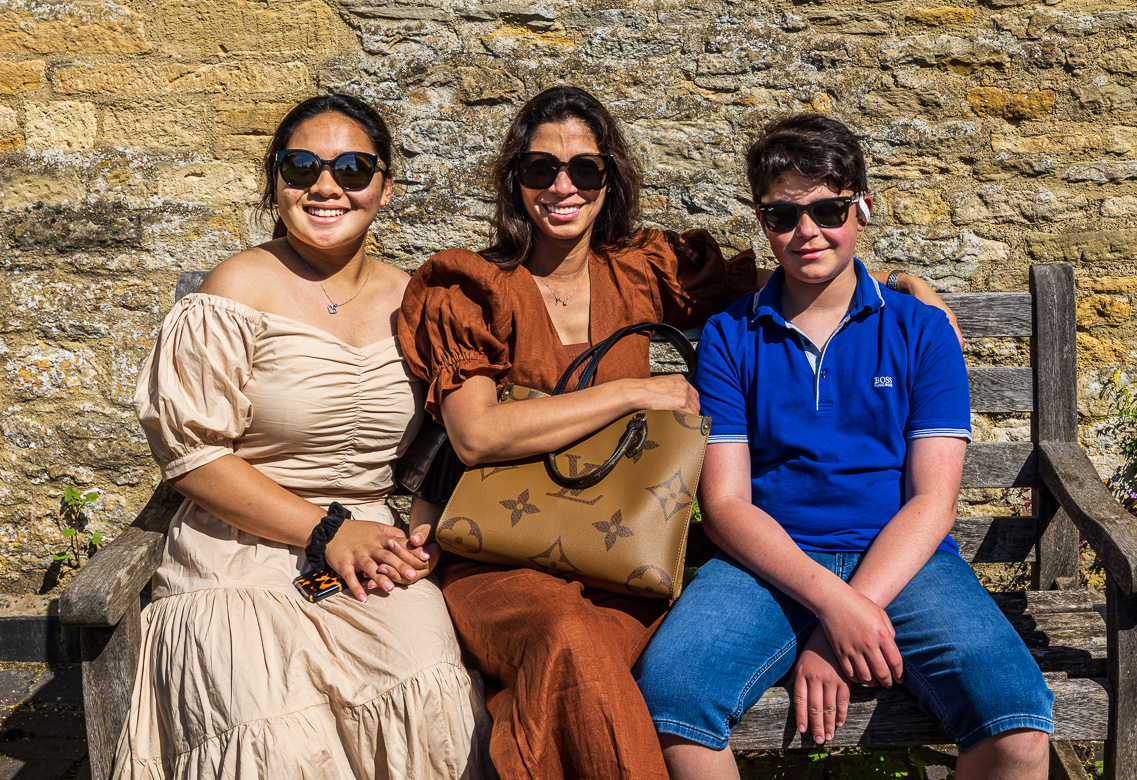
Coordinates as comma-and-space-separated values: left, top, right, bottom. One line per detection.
294, 252, 372, 315
533, 257, 589, 307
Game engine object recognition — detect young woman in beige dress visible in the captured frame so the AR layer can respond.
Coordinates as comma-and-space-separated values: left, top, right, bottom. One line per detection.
113, 94, 490, 779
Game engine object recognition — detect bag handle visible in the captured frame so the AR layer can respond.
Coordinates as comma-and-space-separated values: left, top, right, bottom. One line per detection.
545, 322, 697, 489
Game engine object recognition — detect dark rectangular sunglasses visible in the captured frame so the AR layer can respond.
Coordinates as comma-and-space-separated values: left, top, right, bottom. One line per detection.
515, 152, 612, 191
276, 149, 385, 191
757, 194, 864, 234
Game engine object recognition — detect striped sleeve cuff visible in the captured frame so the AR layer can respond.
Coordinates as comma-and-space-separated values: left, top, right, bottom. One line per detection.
906, 428, 973, 443
707, 434, 751, 444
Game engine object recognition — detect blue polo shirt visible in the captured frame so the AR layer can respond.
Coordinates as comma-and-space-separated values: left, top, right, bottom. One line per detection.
692, 259, 971, 554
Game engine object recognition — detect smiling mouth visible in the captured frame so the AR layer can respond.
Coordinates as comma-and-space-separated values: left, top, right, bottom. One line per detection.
542, 203, 582, 217
305, 206, 347, 218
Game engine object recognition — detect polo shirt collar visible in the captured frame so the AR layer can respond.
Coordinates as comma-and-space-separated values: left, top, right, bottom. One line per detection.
750, 258, 884, 323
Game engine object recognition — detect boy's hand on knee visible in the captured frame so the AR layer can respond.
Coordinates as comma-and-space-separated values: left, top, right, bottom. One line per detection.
793, 627, 850, 745
818, 589, 904, 688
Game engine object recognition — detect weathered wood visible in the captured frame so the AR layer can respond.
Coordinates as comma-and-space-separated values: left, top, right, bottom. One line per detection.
80, 604, 141, 780
729, 672, 1107, 750
990, 588, 1095, 616
59, 482, 183, 627
953, 515, 1036, 563
961, 442, 1036, 488
175, 270, 208, 301
1032, 264, 1081, 590
1040, 442, 1137, 596
1050, 742, 1092, 780
967, 366, 1034, 413
1106, 579, 1137, 780
940, 292, 1034, 338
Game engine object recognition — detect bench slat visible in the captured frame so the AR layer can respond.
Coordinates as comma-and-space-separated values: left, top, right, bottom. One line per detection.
969, 367, 1034, 413
941, 292, 1033, 338
962, 442, 1036, 488
954, 515, 1036, 563
731, 671, 1107, 749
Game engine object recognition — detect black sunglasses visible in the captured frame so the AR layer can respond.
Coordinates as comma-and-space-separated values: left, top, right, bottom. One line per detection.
515, 152, 612, 191
276, 149, 385, 191
757, 194, 865, 234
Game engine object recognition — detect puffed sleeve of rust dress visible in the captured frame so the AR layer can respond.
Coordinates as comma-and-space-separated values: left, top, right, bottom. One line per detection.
396, 230, 757, 780
112, 292, 492, 780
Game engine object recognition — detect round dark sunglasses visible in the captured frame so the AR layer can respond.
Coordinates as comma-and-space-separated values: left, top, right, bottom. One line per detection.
515, 152, 612, 191
757, 194, 865, 234
276, 149, 385, 191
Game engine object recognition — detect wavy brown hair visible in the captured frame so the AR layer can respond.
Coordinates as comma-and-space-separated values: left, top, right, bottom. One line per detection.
482, 86, 643, 268
746, 114, 867, 204
258, 94, 393, 240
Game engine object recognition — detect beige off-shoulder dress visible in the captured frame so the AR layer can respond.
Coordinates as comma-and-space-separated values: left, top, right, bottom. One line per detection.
113, 293, 490, 780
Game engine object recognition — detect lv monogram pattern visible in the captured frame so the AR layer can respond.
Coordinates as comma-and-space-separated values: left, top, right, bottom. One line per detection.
438, 406, 711, 599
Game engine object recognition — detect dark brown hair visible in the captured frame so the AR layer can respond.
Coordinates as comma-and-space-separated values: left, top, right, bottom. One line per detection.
482, 86, 643, 268
259, 94, 393, 240
746, 114, 867, 204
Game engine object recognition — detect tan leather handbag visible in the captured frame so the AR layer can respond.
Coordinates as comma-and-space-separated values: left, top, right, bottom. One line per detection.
436, 322, 710, 599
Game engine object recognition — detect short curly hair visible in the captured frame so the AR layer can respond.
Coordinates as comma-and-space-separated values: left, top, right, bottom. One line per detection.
746, 114, 867, 203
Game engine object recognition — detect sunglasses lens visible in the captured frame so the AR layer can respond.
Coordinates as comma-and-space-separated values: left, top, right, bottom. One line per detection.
279, 151, 320, 188
810, 200, 849, 228
331, 153, 376, 190
517, 153, 559, 189
567, 156, 608, 190
761, 204, 799, 233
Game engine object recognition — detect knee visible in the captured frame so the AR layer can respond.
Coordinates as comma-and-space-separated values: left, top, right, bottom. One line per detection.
973, 728, 1049, 766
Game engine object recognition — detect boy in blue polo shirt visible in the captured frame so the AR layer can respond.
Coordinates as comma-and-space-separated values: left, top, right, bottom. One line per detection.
635, 115, 1053, 779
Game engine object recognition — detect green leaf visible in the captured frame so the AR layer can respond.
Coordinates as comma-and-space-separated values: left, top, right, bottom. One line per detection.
64, 485, 79, 500
61, 528, 76, 537
84, 491, 98, 503
52, 553, 70, 560
90, 532, 103, 545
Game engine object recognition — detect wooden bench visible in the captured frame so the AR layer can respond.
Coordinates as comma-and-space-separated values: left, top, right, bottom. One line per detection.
61, 264, 1137, 779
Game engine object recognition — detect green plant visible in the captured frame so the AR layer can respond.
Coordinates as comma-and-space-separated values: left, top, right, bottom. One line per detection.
52, 485, 104, 570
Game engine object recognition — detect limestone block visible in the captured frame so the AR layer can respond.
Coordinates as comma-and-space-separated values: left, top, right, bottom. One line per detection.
881, 34, 1008, 73
991, 131, 1101, 154
633, 120, 737, 177
0, 0, 151, 55
906, 8, 976, 27
1078, 332, 1131, 368
1105, 126, 1137, 155
0, 105, 16, 136
1074, 83, 1137, 116
1103, 47, 1137, 76
7, 276, 158, 339
882, 186, 951, 229
57, 411, 150, 469
859, 87, 946, 120
1063, 161, 1137, 183
6, 205, 141, 253
24, 102, 97, 152
1017, 189, 1088, 223
1077, 295, 1131, 329
54, 61, 310, 95
1077, 275, 1137, 293
870, 229, 1004, 291
1102, 195, 1137, 217
156, 163, 259, 205
455, 66, 525, 106
358, 18, 462, 56
6, 344, 98, 400
803, 11, 893, 35
103, 103, 207, 151
150, 0, 337, 57
0, 60, 45, 95
0, 170, 83, 210
966, 87, 1056, 120
1026, 230, 1137, 263
480, 24, 575, 57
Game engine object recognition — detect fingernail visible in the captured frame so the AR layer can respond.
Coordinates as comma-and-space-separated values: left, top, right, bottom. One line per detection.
386, 540, 397, 550
404, 569, 416, 579
367, 580, 377, 590
358, 593, 367, 602
826, 732, 833, 741
798, 725, 806, 733
411, 536, 422, 546
815, 735, 824, 744
382, 581, 394, 592
419, 550, 430, 560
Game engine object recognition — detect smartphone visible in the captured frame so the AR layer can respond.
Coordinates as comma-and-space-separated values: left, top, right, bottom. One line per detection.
293, 567, 370, 603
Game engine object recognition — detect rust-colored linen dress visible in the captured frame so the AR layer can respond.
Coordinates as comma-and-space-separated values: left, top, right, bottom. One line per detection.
113, 293, 492, 780
399, 230, 757, 779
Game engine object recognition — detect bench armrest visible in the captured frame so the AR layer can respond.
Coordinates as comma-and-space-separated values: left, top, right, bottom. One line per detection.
1039, 441, 1137, 595
58, 482, 184, 628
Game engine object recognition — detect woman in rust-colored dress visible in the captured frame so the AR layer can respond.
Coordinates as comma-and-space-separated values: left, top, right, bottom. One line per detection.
399, 86, 949, 779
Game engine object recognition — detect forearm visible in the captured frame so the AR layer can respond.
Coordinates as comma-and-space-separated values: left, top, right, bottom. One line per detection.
846, 495, 956, 608
441, 374, 687, 464
702, 495, 853, 617
169, 454, 323, 546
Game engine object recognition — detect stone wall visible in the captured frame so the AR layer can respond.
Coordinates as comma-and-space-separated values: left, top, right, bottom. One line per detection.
2, 0, 1135, 593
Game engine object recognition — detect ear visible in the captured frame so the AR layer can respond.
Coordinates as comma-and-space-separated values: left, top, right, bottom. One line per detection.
857, 195, 873, 227
378, 173, 394, 208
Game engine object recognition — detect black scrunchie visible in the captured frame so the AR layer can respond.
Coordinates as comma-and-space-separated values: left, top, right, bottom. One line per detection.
305, 502, 352, 571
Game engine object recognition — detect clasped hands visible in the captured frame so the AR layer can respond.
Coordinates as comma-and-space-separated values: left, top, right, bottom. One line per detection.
324, 520, 440, 602
793, 589, 904, 745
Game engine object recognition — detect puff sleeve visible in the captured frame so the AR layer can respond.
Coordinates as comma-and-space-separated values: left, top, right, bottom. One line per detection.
638, 229, 760, 330
398, 249, 513, 421
133, 293, 264, 481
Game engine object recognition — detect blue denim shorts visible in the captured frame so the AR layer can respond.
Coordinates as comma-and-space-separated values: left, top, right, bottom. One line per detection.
634, 550, 1054, 752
